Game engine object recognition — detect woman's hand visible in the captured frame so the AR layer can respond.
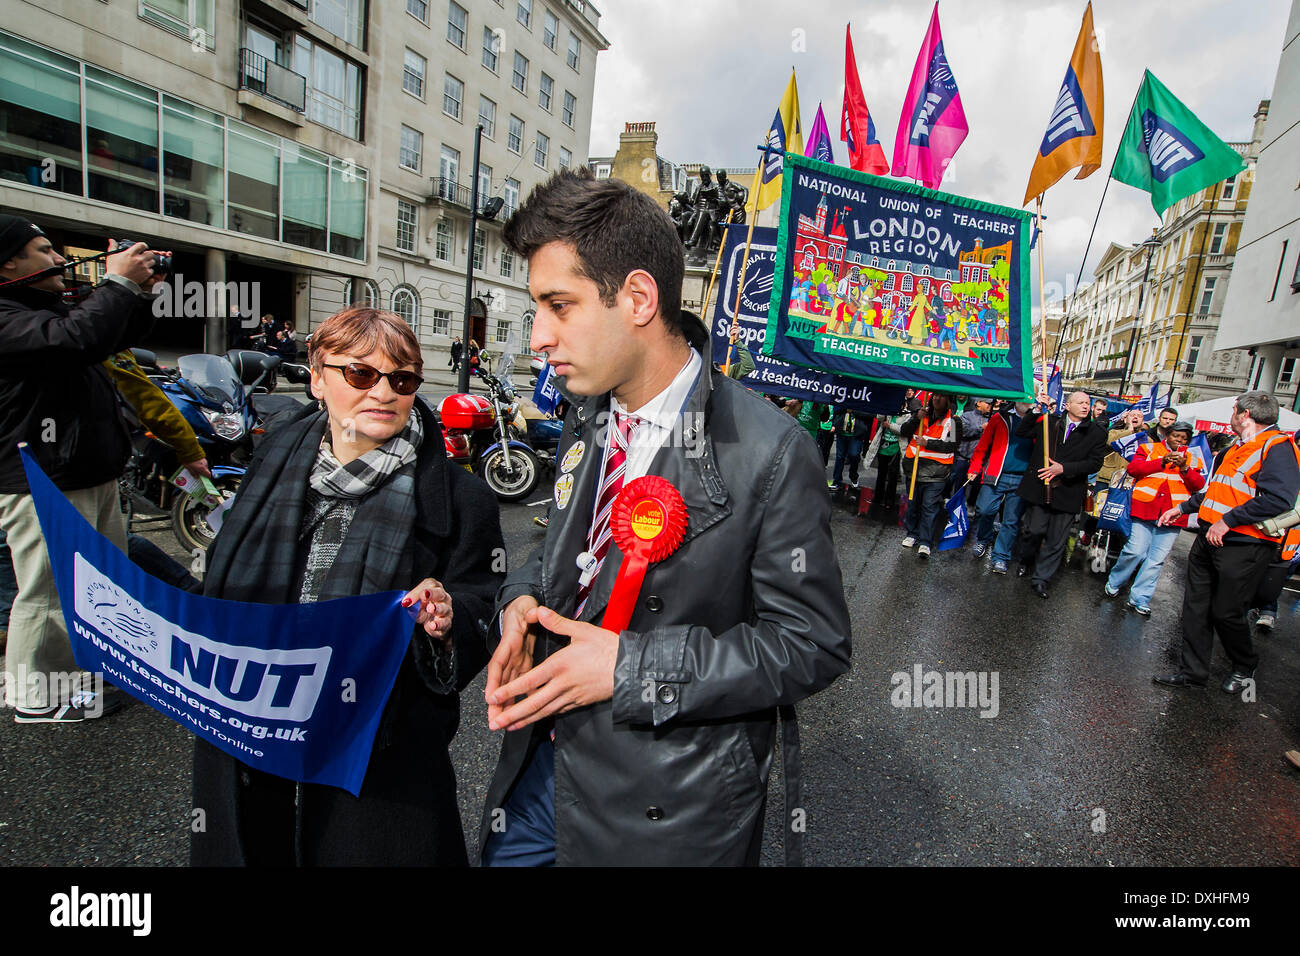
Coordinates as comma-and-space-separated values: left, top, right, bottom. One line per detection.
402, 578, 453, 645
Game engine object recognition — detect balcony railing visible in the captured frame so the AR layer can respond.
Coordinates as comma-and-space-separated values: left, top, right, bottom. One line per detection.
428, 178, 507, 217
239, 48, 307, 113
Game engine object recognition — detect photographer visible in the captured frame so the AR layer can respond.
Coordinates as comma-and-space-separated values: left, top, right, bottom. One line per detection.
0, 215, 166, 722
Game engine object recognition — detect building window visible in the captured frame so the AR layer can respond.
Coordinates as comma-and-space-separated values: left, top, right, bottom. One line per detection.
399, 125, 422, 171
558, 146, 571, 170
501, 247, 514, 278
504, 177, 520, 217
494, 318, 512, 343
543, 8, 558, 49
516, 0, 531, 29
1186, 335, 1203, 372
396, 200, 418, 253
392, 285, 419, 332
567, 32, 580, 70
539, 72, 553, 111
431, 308, 451, 336
407, 0, 428, 23
443, 73, 463, 119
403, 48, 426, 98
308, 0, 365, 48
507, 114, 524, 153
344, 278, 380, 307
901, 274, 913, 292
447, 1, 467, 48
435, 219, 453, 260
1221, 175, 1237, 200
481, 26, 499, 72
85, 67, 160, 214
292, 36, 362, 139
512, 51, 528, 93
0, 36, 83, 198
478, 95, 496, 138
594, 163, 610, 179
473, 231, 486, 271
140, 0, 216, 50
478, 162, 492, 201
561, 90, 575, 128
439, 144, 460, 187
535, 131, 549, 168
1280, 357, 1297, 387
1198, 277, 1216, 314
1272, 239, 1290, 301
1209, 222, 1227, 255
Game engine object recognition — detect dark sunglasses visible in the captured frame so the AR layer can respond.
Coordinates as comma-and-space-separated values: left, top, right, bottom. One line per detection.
322, 363, 423, 395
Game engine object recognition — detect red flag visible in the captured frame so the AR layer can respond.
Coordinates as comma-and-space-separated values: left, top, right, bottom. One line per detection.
842, 24, 890, 175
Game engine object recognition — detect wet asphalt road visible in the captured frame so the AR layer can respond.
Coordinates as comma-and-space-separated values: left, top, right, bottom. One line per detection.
2, 444, 1299, 867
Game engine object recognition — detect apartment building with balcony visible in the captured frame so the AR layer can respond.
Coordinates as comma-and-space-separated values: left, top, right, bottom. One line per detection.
0, 0, 607, 363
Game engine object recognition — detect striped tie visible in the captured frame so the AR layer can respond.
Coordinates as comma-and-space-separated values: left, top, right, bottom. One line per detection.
576, 411, 640, 612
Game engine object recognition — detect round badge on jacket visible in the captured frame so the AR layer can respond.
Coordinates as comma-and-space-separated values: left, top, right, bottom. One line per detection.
561, 441, 585, 474
554, 472, 574, 510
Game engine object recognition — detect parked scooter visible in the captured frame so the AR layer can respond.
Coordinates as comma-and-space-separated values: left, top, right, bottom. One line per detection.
120, 349, 283, 553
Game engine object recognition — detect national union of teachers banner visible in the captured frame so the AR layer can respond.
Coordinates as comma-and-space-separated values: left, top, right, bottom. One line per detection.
763, 152, 1034, 399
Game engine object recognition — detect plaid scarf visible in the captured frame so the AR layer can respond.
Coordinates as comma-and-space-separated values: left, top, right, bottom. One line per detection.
308, 407, 423, 499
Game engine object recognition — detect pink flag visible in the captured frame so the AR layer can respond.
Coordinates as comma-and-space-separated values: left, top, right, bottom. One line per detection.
891, 2, 968, 189
804, 103, 835, 164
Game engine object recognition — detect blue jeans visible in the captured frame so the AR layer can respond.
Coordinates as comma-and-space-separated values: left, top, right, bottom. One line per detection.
833, 435, 864, 485
975, 472, 1026, 563
1106, 519, 1180, 608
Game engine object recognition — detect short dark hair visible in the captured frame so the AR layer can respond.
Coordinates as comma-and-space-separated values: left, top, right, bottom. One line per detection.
503, 168, 686, 339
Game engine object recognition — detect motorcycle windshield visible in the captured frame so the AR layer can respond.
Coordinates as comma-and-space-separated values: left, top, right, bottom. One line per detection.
178, 354, 245, 408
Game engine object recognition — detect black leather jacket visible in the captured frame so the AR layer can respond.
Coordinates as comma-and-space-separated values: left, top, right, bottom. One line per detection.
480, 321, 852, 865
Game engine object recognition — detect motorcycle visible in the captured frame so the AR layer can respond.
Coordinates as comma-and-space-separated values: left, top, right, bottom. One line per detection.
438, 357, 541, 501
120, 349, 283, 553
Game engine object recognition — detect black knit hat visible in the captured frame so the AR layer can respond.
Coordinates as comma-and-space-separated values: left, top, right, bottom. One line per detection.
0, 214, 46, 265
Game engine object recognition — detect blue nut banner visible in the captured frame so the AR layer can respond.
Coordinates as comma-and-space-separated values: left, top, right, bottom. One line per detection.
20, 446, 411, 796
764, 152, 1034, 399
710, 226, 907, 414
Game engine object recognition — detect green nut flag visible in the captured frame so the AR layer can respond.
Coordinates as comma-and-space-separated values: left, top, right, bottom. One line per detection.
1112, 70, 1246, 215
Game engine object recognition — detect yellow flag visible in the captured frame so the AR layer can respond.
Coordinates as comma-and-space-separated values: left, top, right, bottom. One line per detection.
753, 70, 804, 212
1023, 3, 1104, 205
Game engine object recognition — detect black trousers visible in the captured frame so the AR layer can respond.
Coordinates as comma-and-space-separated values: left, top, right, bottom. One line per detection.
871, 453, 900, 513
1178, 535, 1275, 682
1016, 502, 1074, 586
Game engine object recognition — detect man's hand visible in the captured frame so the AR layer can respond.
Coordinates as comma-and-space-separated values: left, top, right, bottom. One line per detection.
105, 241, 156, 287
183, 457, 212, 479
1156, 507, 1183, 527
1206, 518, 1230, 547
486, 595, 540, 728
401, 578, 453, 644
486, 606, 618, 732
728, 320, 741, 340
1037, 459, 1064, 481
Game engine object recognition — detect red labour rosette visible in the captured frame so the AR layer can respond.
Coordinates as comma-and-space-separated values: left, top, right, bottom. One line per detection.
599, 475, 688, 634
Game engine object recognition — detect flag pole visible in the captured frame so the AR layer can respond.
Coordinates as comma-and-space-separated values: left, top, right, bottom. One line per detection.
1035, 195, 1053, 505
700, 208, 735, 330
908, 416, 925, 501
1050, 84, 1142, 372
723, 159, 769, 377
1165, 180, 1219, 404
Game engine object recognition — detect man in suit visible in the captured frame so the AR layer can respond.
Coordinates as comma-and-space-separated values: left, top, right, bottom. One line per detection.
1013, 390, 1109, 598
477, 169, 851, 866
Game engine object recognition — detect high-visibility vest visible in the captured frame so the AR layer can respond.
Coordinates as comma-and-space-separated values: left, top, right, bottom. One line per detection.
1131, 441, 1202, 508
1197, 429, 1300, 541
1282, 526, 1300, 562
904, 415, 955, 465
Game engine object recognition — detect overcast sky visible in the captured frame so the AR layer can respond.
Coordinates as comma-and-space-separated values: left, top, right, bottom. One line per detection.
588, 0, 1291, 310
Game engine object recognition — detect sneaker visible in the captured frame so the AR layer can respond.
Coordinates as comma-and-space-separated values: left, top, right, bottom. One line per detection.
1126, 601, 1151, 617
1256, 613, 1275, 631
901, 536, 916, 549
533, 515, 549, 528
991, 559, 1008, 574
14, 687, 127, 723
917, 544, 931, 559
972, 542, 988, 558
1104, 584, 1119, 598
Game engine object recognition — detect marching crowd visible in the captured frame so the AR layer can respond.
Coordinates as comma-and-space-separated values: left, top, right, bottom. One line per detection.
790, 385, 1300, 701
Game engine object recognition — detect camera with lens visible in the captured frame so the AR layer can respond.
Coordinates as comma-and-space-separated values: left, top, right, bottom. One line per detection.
114, 239, 172, 275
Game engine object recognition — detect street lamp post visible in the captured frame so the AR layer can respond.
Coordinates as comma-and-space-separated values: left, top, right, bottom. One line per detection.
458, 124, 485, 395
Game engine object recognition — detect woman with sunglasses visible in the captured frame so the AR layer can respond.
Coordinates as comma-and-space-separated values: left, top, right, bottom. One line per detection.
192, 306, 505, 867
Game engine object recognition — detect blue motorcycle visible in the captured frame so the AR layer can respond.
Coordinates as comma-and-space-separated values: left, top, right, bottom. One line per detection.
121, 349, 283, 553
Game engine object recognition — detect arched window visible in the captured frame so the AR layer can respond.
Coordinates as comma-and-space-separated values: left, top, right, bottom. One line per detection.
521, 309, 535, 349
901, 274, 913, 293
920, 278, 930, 294
343, 278, 379, 308
391, 285, 419, 335
887, 260, 895, 271
941, 283, 951, 300
883, 273, 894, 290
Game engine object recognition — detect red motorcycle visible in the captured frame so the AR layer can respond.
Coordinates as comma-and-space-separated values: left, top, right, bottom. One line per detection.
437, 370, 541, 501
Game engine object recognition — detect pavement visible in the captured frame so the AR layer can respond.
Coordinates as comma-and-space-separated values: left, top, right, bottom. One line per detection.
2, 451, 1299, 866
